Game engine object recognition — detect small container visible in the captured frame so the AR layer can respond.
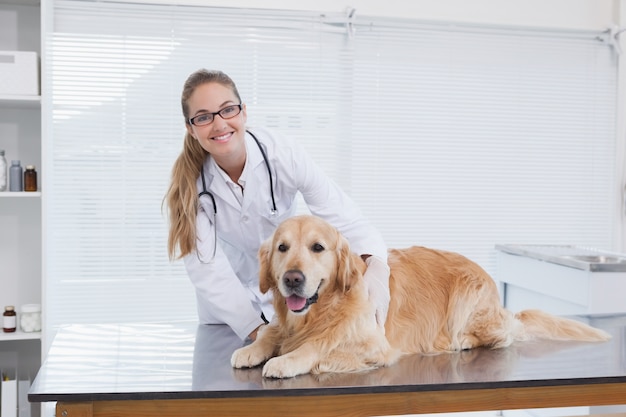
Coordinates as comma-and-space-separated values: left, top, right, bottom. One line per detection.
24, 165, 37, 192
20, 304, 41, 333
0, 150, 7, 191
3, 306, 17, 333
9, 160, 23, 191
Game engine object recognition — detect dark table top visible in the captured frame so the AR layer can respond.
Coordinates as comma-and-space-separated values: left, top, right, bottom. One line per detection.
29, 314, 626, 403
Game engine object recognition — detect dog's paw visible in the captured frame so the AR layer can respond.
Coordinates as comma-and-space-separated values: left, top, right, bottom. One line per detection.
262, 356, 304, 379
231, 345, 270, 369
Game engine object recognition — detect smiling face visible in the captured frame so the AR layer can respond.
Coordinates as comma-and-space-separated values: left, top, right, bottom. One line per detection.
259, 216, 360, 315
185, 82, 248, 164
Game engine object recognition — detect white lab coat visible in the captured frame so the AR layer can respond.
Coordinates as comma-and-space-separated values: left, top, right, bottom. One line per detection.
183, 127, 387, 340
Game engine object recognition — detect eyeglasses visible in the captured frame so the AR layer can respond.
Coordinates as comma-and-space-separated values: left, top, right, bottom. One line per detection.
188, 104, 242, 126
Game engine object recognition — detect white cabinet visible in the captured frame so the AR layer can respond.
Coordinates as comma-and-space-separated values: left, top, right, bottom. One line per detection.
0, 1, 42, 416
496, 245, 626, 315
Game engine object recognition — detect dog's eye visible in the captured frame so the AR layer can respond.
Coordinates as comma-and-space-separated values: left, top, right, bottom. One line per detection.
278, 243, 288, 252
311, 243, 325, 253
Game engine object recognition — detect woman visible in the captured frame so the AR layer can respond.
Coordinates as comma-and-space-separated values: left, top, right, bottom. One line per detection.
166, 69, 390, 341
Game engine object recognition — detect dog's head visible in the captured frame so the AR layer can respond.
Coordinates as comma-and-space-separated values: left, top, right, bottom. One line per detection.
258, 215, 362, 315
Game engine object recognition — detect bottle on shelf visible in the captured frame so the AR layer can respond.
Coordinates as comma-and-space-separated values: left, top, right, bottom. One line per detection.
9, 160, 23, 192
20, 304, 41, 333
24, 165, 38, 192
0, 150, 7, 191
3, 306, 17, 333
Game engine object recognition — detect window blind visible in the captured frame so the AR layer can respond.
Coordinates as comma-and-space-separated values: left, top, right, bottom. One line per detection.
44, 1, 618, 352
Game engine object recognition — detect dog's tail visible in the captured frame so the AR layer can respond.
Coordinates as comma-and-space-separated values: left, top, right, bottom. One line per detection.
514, 309, 611, 342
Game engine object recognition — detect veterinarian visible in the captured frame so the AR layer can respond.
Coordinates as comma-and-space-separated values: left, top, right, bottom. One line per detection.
165, 69, 390, 341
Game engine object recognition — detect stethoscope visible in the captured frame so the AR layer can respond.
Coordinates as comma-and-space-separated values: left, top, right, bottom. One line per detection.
197, 130, 277, 263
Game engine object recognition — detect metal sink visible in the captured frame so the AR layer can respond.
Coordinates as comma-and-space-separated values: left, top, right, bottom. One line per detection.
560, 255, 626, 264
495, 244, 626, 272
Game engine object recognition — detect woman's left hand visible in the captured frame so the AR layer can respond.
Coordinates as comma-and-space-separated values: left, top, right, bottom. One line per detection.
362, 255, 391, 332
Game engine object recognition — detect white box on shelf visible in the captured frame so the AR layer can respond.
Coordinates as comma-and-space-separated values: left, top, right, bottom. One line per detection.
1, 368, 18, 417
0, 51, 39, 96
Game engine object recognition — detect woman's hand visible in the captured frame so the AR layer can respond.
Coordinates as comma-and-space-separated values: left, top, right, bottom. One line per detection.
362, 255, 391, 332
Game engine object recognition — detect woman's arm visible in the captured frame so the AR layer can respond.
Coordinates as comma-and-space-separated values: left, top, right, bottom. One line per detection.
184, 207, 265, 340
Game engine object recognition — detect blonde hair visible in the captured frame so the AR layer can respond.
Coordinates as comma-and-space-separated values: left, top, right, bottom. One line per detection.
165, 69, 242, 260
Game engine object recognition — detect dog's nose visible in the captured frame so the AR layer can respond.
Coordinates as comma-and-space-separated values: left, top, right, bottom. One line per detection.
283, 270, 305, 289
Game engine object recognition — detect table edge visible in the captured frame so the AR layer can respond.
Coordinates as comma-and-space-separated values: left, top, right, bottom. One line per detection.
29, 375, 626, 403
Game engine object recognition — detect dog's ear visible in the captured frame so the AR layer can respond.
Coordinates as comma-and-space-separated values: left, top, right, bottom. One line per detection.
335, 233, 360, 293
258, 238, 273, 294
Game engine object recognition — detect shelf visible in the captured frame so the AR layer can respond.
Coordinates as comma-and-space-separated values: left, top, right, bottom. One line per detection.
0, 95, 41, 109
0, 192, 41, 198
0, 330, 41, 342
0, 0, 39, 5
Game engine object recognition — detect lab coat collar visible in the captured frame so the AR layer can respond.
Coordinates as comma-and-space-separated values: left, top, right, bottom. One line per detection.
200, 131, 269, 213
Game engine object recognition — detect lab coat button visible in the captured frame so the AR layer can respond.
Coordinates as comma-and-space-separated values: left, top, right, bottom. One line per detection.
241, 216, 248, 222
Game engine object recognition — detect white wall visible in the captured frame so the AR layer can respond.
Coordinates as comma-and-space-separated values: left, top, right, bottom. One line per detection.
145, 0, 620, 30
617, 1, 626, 252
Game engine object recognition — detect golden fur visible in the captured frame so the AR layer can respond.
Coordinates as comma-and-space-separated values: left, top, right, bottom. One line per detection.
231, 215, 610, 378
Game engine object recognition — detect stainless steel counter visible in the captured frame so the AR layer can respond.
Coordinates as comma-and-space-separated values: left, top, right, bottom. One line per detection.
28, 316, 626, 417
495, 244, 626, 272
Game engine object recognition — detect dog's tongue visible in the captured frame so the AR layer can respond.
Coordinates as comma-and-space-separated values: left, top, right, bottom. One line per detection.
286, 295, 307, 311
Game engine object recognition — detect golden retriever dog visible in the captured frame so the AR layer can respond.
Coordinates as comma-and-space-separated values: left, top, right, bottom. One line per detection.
231, 215, 610, 378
